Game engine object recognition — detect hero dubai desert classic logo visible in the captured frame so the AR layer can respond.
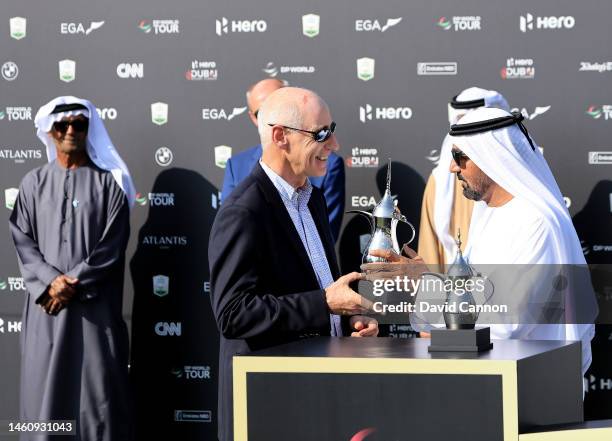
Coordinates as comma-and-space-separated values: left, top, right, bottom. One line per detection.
58, 59, 76, 82
302, 14, 320, 37
436, 16, 481, 31
0, 107, 32, 121
357, 58, 375, 81
215, 17, 267, 36
151, 102, 168, 125
10, 17, 26, 40
5, 188, 18, 210
501, 58, 534, 79
152, 275, 169, 297
138, 20, 179, 34
586, 105, 612, 120
262, 61, 315, 77
60, 21, 105, 35
0, 277, 25, 292
214, 145, 232, 169
519, 13, 575, 32
512, 106, 551, 121
202, 107, 247, 121
186, 61, 218, 81
355, 17, 402, 32
1, 61, 19, 81
346, 147, 379, 168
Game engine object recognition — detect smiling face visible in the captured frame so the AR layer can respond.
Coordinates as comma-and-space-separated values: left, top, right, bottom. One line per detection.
285, 101, 338, 179
449, 144, 493, 201
49, 115, 89, 154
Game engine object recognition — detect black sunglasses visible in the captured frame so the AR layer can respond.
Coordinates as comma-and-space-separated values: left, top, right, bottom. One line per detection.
53, 119, 89, 133
451, 149, 469, 167
267, 121, 336, 143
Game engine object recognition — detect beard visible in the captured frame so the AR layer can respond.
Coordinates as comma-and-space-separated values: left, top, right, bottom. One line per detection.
457, 172, 492, 201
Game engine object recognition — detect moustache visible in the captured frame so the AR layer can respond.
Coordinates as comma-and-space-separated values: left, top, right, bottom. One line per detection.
456, 173, 466, 182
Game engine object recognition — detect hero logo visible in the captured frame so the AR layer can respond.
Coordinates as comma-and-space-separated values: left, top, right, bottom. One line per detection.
587, 375, 612, 392
359, 104, 412, 123
355, 18, 402, 32
60, 21, 105, 35
215, 17, 267, 35
0, 318, 22, 333
96, 108, 117, 120
520, 13, 575, 32
202, 107, 247, 121
117, 63, 143, 79
155, 321, 181, 336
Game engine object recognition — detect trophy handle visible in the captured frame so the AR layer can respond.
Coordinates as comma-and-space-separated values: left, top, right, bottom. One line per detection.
392, 212, 416, 245
346, 210, 375, 231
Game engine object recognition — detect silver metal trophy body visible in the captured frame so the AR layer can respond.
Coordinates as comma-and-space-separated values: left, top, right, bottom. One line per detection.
348, 159, 415, 263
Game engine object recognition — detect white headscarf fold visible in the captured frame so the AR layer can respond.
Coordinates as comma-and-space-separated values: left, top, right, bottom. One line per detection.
34, 96, 136, 208
433, 88, 510, 262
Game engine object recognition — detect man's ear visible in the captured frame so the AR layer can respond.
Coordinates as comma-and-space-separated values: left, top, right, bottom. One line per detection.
271, 125, 289, 149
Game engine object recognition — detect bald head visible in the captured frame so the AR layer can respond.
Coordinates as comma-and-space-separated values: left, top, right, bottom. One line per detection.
246, 78, 285, 126
257, 87, 327, 146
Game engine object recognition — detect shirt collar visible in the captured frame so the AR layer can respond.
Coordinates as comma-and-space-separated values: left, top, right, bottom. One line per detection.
259, 159, 312, 204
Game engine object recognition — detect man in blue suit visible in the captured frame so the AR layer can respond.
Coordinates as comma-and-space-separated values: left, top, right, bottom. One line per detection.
221, 78, 345, 242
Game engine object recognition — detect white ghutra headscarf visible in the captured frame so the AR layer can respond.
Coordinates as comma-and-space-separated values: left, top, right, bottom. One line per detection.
34, 96, 136, 208
433, 87, 510, 262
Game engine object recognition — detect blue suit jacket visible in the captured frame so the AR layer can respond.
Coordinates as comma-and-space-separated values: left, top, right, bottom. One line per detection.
221, 145, 345, 242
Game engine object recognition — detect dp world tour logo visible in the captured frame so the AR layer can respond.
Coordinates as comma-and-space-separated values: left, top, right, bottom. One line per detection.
437, 17, 451, 30
586, 105, 603, 119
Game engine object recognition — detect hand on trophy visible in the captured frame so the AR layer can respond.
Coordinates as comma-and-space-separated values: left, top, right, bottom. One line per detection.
360, 245, 430, 281
349, 315, 379, 337
325, 272, 374, 315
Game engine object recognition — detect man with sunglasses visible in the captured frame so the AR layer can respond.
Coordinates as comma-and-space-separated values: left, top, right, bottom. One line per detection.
221, 78, 346, 242
365, 107, 597, 380
418, 87, 510, 268
9, 97, 135, 440
209, 87, 377, 441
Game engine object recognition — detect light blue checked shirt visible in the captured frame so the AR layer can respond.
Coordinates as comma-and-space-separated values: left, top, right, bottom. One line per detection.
260, 160, 342, 336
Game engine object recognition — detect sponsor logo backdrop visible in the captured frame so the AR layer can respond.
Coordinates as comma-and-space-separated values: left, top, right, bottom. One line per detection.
1, 0, 611, 438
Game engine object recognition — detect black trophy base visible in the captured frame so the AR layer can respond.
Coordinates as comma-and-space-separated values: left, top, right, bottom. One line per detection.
428, 327, 494, 352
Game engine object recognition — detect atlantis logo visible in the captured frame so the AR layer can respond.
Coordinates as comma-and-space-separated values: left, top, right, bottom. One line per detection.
142, 235, 187, 248
202, 107, 247, 121
355, 18, 402, 32
0, 149, 42, 163
437, 16, 481, 31
586, 105, 612, 120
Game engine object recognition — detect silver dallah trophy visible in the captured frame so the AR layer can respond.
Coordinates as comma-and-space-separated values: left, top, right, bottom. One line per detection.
425, 231, 495, 352
348, 159, 416, 263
